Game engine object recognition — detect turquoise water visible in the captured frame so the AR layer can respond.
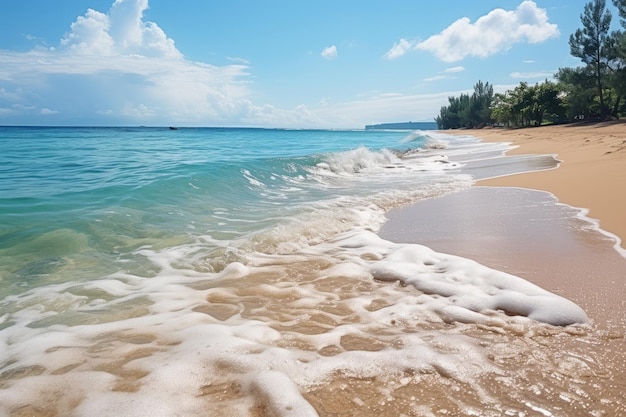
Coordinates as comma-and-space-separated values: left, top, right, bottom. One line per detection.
3, 126, 600, 416
0, 127, 474, 295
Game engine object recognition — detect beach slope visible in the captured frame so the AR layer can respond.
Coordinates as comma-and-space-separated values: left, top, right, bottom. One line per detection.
478, 121, 626, 253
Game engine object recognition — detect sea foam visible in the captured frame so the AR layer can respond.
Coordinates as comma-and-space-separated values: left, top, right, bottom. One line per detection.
0, 227, 591, 416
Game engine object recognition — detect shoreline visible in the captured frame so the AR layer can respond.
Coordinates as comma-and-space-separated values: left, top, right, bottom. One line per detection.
380, 121, 626, 330
473, 121, 626, 253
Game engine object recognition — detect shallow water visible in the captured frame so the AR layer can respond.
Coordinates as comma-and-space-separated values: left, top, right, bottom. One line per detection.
0, 127, 622, 416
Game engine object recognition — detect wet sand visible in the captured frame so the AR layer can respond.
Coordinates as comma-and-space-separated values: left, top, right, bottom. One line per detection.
379, 187, 626, 331
382, 121, 626, 329
479, 121, 626, 253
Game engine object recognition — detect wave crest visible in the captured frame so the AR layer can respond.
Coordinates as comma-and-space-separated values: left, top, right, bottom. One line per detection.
314, 146, 401, 175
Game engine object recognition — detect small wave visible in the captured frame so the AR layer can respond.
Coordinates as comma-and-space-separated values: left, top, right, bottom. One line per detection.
312, 146, 401, 175
401, 130, 428, 144
423, 136, 449, 150
229, 174, 473, 258
241, 169, 266, 188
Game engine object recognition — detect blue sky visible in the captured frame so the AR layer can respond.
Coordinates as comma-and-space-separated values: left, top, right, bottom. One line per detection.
0, 0, 621, 128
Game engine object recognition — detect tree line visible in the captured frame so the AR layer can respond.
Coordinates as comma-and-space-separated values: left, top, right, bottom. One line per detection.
436, 0, 626, 129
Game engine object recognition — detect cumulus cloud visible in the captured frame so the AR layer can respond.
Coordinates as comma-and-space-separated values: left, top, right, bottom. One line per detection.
59, 0, 181, 58
0, 0, 251, 125
386, 1, 559, 62
321, 45, 338, 59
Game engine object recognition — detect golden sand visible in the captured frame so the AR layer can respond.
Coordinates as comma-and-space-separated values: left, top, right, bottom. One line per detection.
475, 121, 626, 252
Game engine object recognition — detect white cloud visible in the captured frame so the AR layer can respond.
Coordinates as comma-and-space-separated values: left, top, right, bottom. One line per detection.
60, 0, 180, 58
444, 66, 465, 73
423, 75, 448, 82
199, 90, 455, 129
321, 45, 338, 59
228, 57, 251, 65
59, 8, 115, 55
12, 104, 36, 111
389, 1, 559, 63
510, 71, 556, 79
384, 38, 413, 60
0, 0, 252, 125
313, 91, 453, 127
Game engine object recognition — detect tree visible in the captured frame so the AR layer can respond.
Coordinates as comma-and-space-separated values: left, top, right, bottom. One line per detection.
556, 66, 597, 119
491, 92, 514, 127
470, 80, 494, 127
614, 0, 626, 25
610, 0, 626, 116
435, 95, 463, 129
508, 82, 535, 126
534, 80, 565, 124
489, 80, 565, 127
569, 0, 613, 117
612, 0, 626, 57
434, 80, 493, 129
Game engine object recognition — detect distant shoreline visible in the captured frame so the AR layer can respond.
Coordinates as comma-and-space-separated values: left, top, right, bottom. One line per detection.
365, 121, 438, 130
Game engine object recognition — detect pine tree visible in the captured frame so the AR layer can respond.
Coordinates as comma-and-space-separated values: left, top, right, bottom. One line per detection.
569, 0, 613, 117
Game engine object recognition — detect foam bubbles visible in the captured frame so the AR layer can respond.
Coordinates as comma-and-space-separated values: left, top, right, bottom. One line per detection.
246, 371, 319, 417
0, 222, 605, 416
319, 231, 590, 327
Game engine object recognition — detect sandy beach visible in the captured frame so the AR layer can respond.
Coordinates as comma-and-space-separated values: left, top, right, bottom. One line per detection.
383, 120, 626, 333
475, 121, 626, 326
378, 122, 626, 415
382, 121, 626, 328
478, 121, 626, 253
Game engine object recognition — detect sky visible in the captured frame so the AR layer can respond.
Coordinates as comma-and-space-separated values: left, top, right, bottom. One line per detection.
0, 0, 622, 128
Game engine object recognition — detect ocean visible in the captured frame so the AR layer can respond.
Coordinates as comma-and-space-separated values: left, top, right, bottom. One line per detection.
0, 126, 620, 416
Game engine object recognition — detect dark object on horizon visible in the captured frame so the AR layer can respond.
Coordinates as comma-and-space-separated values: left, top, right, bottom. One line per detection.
169, 126, 178, 130
365, 121, 438, 130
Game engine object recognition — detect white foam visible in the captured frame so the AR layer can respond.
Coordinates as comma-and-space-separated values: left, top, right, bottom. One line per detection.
314, 146, 401, 175
327, 231, 589, 326
0, 229, 592, 415
246, 371, 319, 417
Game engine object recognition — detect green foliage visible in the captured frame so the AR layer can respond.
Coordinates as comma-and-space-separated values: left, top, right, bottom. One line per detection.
610, 1, 626, 104
556, 66, 597, 119
435, 81, 493, 129
570, 0, 613, 66
614, 0, 626, 25
569, 0, 613, 116
437, 80, 564, 129
490, 81, 565, 127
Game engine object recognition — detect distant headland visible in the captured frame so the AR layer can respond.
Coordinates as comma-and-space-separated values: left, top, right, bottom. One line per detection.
365, 121, 438, 130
